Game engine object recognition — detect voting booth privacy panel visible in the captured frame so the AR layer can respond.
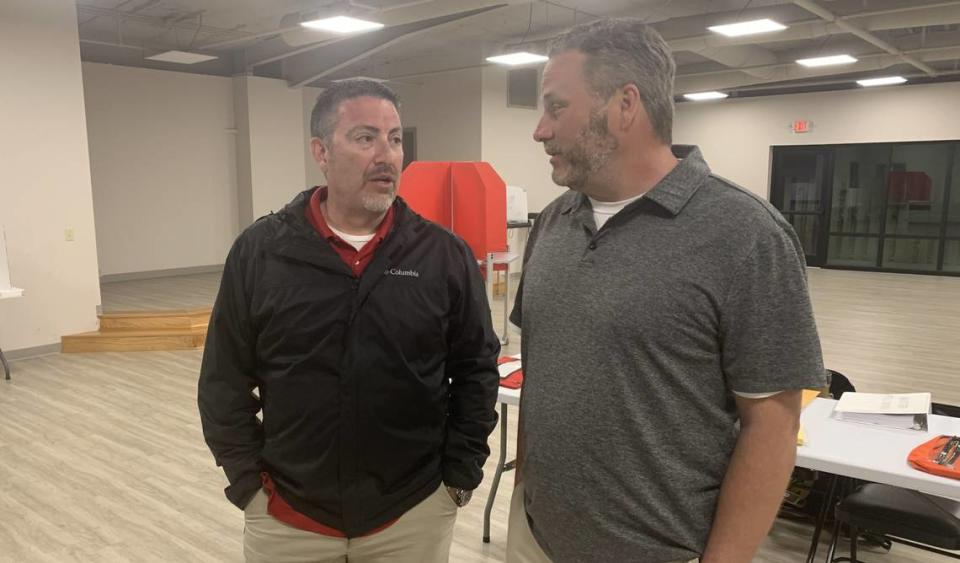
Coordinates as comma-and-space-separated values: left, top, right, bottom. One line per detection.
398, 162, 508, 261
0, 226, 22, 298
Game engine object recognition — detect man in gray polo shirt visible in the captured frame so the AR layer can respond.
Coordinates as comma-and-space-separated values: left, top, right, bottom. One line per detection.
506, 18, 827, 563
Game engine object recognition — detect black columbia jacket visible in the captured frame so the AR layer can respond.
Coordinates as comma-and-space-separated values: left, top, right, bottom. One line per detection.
198, 188, 500, 536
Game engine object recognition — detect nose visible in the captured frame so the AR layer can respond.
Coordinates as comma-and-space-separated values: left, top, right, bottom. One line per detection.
533, 114, 552, 143
372, 134, 395, 163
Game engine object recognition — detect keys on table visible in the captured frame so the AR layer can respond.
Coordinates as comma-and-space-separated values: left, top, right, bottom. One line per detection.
935, 436, 960, 466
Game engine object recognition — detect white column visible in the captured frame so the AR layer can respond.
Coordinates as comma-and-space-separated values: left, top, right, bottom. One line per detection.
233, 76, 309, 228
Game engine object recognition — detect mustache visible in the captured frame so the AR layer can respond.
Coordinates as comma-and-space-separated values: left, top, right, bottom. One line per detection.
543, 143, 560, 156
367, 164, 398, 181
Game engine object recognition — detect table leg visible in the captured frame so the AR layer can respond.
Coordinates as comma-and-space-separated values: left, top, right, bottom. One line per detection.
0, 347, 9, 380
849, 525, 859, 562
806, 473, 839, 563
824, 514, 842, 563
501, 263, 510, 346
485, 253, 494, 312
483, 402, 510, 543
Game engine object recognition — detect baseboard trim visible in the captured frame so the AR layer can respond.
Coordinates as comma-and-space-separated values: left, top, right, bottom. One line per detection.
3, 343, 61, 361
100, 264, 224, 284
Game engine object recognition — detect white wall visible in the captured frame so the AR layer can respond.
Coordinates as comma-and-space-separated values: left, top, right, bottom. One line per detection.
79, 61, 960, 284
302, 86, 326, 188
0, 0, 102, 351
83, 63, 238, 276
674, 82, 960, 198
300, 72, 485, 188
394, 69, 483, 163
299, 72, 484, 188
476, 71, 960, 211
480, 66, 564, 212
242, 77, 308, 220
83, 69, 312, 278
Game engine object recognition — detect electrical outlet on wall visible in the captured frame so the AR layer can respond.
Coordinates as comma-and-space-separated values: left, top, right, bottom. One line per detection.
65, 228, 75, 242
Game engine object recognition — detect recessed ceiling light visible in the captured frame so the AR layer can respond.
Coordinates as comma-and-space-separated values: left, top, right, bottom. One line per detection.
300, 16, 384, 33
857, 76, 907, 87
485, 52, 549, 66
145, 50, 218, 64
332, 76, 388, 83
708, 19, 787, 37
683, 91, 729, 101
796, 54, 858, 67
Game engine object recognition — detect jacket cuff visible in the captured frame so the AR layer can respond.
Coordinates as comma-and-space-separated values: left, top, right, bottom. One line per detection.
442, 461, 482, 491
225, 471, 262, 509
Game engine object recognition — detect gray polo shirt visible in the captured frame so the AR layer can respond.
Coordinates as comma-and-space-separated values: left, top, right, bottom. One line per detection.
510, 145, 827, 563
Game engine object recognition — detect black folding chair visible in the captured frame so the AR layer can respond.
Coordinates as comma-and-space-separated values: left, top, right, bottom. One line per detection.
824, 402, 960, 562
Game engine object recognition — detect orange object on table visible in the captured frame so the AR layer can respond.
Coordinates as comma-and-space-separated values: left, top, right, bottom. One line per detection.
909, 435, 960, 480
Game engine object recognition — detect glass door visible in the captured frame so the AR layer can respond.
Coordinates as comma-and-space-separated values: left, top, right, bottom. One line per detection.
826, 144, 889, 268
771, 148, 834, 266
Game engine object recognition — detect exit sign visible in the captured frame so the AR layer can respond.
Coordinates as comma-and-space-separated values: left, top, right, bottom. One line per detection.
792, 119, 812, 133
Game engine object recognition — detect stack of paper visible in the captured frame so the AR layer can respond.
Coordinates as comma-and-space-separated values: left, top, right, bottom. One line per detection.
834, 392, 931, 431
497, 359, 522, 379
797, 389, 820, 446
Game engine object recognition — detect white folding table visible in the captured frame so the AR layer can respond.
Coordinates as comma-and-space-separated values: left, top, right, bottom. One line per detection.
481, 394, 960, 557
798, 397, 960, 562
0, 288, 24, 380
482, 386, 521, 543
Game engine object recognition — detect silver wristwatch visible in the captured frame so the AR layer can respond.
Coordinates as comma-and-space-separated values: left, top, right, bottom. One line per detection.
450, 486, 473, 507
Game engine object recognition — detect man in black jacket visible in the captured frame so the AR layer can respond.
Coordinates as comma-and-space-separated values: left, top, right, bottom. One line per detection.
198, 79, 500, 563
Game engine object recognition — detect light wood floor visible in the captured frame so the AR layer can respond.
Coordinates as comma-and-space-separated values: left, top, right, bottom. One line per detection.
2, 268, 959, 562
100, 272, 222, 313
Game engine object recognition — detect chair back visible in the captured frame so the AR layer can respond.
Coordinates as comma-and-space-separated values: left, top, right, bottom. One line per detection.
828, 369, 855, 400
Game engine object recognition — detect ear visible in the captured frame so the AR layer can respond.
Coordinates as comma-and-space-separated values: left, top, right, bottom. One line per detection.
616, 84, 642, 132
310, 137, 330, 172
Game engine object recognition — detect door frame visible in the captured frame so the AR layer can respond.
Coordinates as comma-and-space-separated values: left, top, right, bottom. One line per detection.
770, 146, 835, 267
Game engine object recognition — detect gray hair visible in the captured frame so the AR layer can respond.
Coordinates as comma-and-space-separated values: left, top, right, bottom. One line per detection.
549, 18, 676, 144
310, 79, 401, 140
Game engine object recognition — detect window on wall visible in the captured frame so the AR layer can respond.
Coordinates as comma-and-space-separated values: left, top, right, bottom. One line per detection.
944, 143, 960, 272
880, 143, 952, 271
507, 68, 539, 109
828, 145, 888, 267
402, 128, 417, 170
770, 149, 832, 266
771, 140, 960, 276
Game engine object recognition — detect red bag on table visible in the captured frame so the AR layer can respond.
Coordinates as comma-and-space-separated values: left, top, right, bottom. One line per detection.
909, 435, 960, 480
497, 356, 523, 389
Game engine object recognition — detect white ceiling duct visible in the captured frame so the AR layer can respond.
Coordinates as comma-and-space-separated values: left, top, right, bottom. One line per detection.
676, 45, 960, 93
791, 0, 936, 76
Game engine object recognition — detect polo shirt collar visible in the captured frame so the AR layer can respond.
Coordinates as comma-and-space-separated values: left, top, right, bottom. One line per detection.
643, 145, 711, 216
560, 145, 711, 217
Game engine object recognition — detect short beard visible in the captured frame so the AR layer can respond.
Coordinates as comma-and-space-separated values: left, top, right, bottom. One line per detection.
361, 190, 396, 214
551, 107, 619, 190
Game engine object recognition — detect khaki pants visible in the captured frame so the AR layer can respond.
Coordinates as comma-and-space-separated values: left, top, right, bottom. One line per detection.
243, 483, 458, 563
506, 482, 552, 563
506, 483, 699, 563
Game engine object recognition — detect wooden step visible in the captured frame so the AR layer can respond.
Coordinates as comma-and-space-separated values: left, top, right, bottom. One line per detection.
61, 308, 211, 353
62, 328, 207, 353
97, 308, 211, 332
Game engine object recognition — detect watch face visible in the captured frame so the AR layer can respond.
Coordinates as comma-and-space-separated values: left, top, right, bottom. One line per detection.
458, 489, 473, 506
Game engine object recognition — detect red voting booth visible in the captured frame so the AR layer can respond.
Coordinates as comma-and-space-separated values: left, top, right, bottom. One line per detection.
398, 162, 508, 261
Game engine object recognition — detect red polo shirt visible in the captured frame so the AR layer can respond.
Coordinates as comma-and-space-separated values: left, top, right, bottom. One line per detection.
305, 186, 395, 276
259, 186, 398, 538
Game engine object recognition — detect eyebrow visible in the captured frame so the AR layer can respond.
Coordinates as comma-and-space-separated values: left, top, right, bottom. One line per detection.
346, 125, 403, 136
